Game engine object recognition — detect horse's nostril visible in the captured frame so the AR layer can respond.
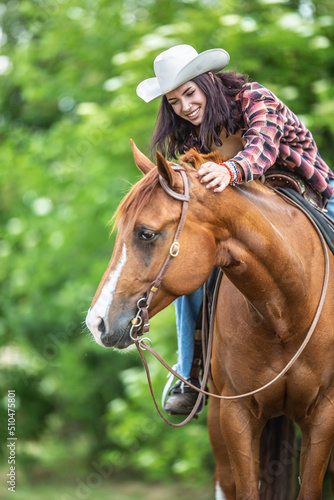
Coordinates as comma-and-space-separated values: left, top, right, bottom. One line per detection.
98, 317, 106, 334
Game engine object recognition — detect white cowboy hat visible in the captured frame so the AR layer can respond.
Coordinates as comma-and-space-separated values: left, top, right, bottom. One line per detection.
136, 44, 230, 103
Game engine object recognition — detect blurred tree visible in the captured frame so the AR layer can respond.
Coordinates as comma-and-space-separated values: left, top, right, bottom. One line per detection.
0, 0, 333, 495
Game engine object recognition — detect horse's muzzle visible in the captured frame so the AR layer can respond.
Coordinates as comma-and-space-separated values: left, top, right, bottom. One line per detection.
85, 308, 135, 349
99, 320, 133, 349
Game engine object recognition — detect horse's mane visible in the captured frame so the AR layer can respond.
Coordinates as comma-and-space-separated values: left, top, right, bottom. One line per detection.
112, 169, 160, 230
180, 149, 223, 170
112, 149, 223, 230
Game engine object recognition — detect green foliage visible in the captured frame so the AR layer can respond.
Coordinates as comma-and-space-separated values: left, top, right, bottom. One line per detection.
0, 0, 334, 496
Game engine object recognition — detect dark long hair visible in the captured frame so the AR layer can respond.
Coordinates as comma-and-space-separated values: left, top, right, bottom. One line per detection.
150, 71, 248, 160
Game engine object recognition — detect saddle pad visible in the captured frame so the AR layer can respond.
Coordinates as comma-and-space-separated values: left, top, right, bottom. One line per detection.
276, 187, 334, 255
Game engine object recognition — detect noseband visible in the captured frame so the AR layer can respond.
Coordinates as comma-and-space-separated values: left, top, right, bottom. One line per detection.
129, 164, 190, 347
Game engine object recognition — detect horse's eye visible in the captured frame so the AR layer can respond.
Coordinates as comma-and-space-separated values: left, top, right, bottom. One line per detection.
138, 229, 157, 241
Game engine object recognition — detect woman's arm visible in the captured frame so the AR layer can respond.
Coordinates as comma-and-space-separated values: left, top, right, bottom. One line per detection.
198, 94, 285, 192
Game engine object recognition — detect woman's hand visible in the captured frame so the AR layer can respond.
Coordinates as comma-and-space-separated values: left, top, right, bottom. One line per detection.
196, 162, 230, 192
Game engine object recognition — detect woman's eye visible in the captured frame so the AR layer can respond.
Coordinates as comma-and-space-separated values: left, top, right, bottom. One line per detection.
187, 91, 195, 97
138, 230, 157, 241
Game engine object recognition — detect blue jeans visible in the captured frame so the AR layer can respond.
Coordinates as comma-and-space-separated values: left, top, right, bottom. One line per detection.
174, 288, 203, 378
327, 178, 334, 221
174, 178, 334, 379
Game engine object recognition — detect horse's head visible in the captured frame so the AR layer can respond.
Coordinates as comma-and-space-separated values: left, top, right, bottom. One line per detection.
85, 141, 221, 349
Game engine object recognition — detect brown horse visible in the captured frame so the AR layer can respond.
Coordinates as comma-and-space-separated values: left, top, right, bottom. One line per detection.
86, 142, 334, 500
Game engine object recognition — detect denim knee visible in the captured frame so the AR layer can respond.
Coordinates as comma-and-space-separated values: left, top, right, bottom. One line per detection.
327, 178, 334, 222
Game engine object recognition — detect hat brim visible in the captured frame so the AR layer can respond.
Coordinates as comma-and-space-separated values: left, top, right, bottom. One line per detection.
136, 48, 230, 103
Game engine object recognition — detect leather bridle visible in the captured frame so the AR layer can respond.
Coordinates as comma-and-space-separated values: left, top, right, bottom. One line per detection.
129, 164, 190, 345
128, 165, 330, 428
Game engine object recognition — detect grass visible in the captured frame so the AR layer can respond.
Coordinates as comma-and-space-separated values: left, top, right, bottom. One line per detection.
2, 477, 334, 499
0, 478, 214, 500
2, 466, 334, 500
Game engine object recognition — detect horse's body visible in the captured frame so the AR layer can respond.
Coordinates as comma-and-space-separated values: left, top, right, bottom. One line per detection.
86, 144, 334, 499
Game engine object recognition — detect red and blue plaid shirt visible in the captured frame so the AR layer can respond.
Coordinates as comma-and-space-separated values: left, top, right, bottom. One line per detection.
227, 82, 334, 201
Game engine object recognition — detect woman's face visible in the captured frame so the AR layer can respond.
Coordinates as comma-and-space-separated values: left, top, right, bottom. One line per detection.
166, 81, 206, 126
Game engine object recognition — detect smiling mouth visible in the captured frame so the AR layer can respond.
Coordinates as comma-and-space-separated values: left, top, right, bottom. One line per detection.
186, 107, 200, 119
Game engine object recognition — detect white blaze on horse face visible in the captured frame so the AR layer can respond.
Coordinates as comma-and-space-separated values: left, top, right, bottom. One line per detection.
215, 482, 227, 500
86, 244, 127, 344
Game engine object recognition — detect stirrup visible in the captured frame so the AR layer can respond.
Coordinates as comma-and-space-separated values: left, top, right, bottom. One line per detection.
161, 365, 179, 408
161, 369, 206, 415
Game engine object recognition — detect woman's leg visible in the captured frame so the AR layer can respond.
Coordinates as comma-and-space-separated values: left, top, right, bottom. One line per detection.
163, 288, 204, 415
174, 287, 204, 378
326, 178, 334, 221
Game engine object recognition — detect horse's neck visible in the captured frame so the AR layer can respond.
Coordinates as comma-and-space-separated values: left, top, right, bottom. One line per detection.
213, 182, 313, 334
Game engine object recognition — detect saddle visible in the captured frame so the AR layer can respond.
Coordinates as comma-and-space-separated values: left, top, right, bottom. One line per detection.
264, 168, 326, 210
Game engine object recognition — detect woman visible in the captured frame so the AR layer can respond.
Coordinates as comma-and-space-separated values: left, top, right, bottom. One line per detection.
136, 44, 334, 415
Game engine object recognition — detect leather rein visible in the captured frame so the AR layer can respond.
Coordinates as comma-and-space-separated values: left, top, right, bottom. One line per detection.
129, 165, 330, 427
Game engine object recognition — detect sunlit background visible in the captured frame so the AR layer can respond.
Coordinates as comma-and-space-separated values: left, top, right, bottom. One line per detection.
1, 0, 334, 498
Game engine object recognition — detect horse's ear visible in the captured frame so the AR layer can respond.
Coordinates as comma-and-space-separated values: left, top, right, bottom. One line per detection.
130, 139, 155, 175
156, 151, 177, 188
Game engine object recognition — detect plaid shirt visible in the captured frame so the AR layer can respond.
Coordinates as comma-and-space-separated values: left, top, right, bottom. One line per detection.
226, 82, 334, 201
